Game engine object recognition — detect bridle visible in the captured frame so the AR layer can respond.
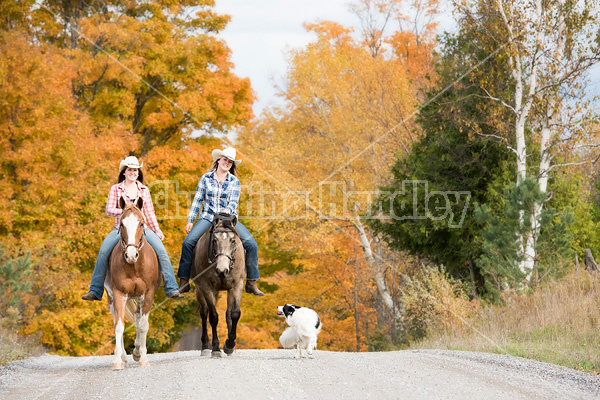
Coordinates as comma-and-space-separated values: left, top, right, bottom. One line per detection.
119, 205, 146, 253
207, 214, 238, 268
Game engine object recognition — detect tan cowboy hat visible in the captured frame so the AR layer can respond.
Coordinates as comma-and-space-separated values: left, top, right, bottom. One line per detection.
119, 156, 144, 173
212, 147, 242, 166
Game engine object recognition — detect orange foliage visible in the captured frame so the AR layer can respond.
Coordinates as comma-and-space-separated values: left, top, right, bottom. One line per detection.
304, 21, 354, 47
1, 0, 256, 355
237, 7, 439, 350
31, 0, 255, 155
1, 0, 441, 355
0, 30, 133, 354
387, 29, 437, 90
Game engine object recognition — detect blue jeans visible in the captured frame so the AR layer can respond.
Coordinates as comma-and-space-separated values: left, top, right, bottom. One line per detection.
178, 219, 259, 281
88, 228, 180, 299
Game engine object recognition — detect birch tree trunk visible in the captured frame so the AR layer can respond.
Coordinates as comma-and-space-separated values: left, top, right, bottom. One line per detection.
520, 0, 567, 278
353, 215, 402, 322
491, 0, 598, 281
497, 0, 539, 278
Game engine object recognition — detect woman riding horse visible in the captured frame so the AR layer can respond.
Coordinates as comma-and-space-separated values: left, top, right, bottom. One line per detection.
192, 211, 246, 356
106, 197, 161, 369
82, 156, 183, 301
177, 147, 264, 296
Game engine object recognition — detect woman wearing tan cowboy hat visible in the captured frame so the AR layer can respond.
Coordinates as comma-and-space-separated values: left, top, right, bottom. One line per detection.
177, 147, 264, 296
82, 156, 183, 301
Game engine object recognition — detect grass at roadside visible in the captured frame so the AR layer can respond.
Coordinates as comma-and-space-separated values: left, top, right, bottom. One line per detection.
0, 328, 46, 364
413, 270, 600, 373
0, 310, 46, 364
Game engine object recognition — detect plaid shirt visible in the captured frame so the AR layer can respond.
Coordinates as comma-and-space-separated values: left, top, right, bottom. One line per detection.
106, 181, 163, 237
187, 171, 241, 224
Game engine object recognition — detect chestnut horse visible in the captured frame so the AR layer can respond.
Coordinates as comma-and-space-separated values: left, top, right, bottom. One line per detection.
191, 213, 246, 357
105, 196, 161, 370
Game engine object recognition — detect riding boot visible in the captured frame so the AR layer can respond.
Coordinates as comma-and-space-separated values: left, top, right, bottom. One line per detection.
179, 278, 190, 293
81, 292, 100, 301
245, 280, 265, 296
167, 290, 184, 299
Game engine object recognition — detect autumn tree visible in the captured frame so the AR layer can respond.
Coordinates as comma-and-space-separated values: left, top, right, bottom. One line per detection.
369, 18, 516, 297
0, 29, 135, 354
241, 0, 439, 346
454, 0, 600, 281
18, 0, 254, 155
0, 0, 257, 354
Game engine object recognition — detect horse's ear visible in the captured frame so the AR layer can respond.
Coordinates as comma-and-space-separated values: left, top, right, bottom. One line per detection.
230, 217, 239, 235
222, 216, 238, 231
119, 196, 126, 210
136, 197, 144, 210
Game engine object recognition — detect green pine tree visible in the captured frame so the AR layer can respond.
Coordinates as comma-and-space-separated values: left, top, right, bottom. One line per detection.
0, 244, 33, 312
475, 176, 573, 297
369, 21, 515, 297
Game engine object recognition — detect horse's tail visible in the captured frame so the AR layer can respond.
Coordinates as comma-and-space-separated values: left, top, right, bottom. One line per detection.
125, 299, 137, 323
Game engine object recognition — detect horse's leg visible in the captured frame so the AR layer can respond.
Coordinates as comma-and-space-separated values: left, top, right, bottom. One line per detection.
132, 300, 143, 362
112, 292, 127, 370
107, 292, 115, 324
196, 293, 211, 356
205, 292, 221, 357
136, 291, 153, 367
223, 287, 242, 355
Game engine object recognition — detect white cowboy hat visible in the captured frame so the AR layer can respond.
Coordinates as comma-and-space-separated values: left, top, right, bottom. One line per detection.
212, 147, 242, 166
119, 156, 144, 173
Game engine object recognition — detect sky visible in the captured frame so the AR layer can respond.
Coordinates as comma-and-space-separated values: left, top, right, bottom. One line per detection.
212, 0, 362, 115
212, 1, 600, 118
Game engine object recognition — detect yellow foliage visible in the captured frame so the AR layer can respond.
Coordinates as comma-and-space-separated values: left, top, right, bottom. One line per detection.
237, 13, 438, 350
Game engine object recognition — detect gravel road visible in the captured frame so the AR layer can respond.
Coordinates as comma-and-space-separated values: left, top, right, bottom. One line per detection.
1, 349, 599, 399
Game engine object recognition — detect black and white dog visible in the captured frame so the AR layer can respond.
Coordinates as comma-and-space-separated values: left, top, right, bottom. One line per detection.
277, 304, 322, 359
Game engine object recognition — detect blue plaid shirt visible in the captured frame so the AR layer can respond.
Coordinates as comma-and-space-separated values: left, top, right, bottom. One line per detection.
187, 171, 241, 224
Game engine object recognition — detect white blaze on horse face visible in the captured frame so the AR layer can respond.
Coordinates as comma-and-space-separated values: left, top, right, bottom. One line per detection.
215, 231, 233, 276
122, 213, 141, 262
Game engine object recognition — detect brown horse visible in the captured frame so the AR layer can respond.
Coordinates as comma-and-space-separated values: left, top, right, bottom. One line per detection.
191, 213, 246, 357
105, 196, 161, 370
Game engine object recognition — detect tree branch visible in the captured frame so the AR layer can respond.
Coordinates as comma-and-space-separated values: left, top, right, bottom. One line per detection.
477, 87, 516, 113
473, 131, 517, 154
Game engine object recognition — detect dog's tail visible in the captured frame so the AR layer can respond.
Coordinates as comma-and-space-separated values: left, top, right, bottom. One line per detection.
279, 327, 298, 349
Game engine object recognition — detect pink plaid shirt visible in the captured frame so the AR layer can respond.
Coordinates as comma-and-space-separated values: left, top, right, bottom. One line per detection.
106, 181, 163, 237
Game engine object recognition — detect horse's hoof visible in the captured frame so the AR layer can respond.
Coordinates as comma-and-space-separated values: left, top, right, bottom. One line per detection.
201, 349, 212, 357
139, 359, 150, 367
132, 351, 140, 362
223, 346, 235, 356
112, 362, 125, 370
211, 350, 223, 358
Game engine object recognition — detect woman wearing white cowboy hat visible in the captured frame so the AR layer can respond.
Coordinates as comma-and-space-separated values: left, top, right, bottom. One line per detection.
82, 156, 183, 301
177, 146, 264, 296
